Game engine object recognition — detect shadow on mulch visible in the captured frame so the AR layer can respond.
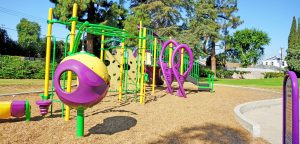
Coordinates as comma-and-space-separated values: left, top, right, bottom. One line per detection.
85, 101, 137, 117
0, 112, 64, 123
87, 116, 137, 136
148, 123, 250, 144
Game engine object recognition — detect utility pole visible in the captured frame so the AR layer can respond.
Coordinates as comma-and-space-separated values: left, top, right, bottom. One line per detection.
280, 47, 283, 61
280, 47, 283, 68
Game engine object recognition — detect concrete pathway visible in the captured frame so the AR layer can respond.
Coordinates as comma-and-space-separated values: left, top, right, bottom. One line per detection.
244, 104, 282, 144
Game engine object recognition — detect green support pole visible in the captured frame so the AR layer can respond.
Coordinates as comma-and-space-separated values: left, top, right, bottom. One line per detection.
124, 48, 129, 101
61, 103, 65, 118
61, 35, 70, 118
50, 36, 56, 116
25, 100, 31, 122
76, 106, 84, 137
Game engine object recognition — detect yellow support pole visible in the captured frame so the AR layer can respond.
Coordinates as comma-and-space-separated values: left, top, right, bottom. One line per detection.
168, 37, 172, 68
118, 39, 125, 101
140, 28, 147, 104
180, 48, 184, 75
100, 31, 105, 60
151, 38, 157, 94
43, 8, 53, 100
137, 21, 142, 88
65, 3, 78, 121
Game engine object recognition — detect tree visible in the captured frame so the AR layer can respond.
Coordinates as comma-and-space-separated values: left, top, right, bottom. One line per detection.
16, 18, 41, 57
227, 29, 270, 67
125, 0, 192, 37
288, 17, 297, 49
286, 17, 300, 73
297, 17, 300, 48
50, 0, 127, 54
180, 0, 242, 74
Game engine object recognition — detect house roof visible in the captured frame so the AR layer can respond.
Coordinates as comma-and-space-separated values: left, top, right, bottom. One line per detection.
225, 62, 240, 68
264, 56, 282, 61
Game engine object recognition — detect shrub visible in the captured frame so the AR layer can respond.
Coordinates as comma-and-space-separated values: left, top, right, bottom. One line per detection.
0, 55, 47, 79
216, 69, 235, 78
199, 68, 214, 77
264, 72, 285, 78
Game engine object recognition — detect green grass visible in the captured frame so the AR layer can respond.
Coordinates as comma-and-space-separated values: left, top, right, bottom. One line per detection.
214, 78, 300, 92
0, 79, 77, 94
0, 79, 45, 86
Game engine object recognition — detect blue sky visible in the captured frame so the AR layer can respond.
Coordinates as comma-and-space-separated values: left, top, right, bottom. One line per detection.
0, 0, 299, 60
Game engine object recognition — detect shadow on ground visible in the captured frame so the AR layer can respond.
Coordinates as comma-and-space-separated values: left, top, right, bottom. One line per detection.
88, 116, 137, 136
149, 123, 250, 144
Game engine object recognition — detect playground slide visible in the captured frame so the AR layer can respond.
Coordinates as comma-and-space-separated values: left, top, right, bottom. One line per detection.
133, 48, 164, 86
186, 75, 198, 85
145, 65, 164, 85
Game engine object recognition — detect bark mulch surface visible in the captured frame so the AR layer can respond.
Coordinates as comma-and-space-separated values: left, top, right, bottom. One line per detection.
0, 83, 280, 144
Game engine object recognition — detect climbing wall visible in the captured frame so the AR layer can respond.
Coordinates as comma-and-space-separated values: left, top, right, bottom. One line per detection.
105, 48, 137, 90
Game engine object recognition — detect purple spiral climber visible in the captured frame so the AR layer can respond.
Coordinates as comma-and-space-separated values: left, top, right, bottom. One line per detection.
171, 44, 194, 97
159, 39, 179, 94
159, 39, 194, 98
36, 100, 52, 116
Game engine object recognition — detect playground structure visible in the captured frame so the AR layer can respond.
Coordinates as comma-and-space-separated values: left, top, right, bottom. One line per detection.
0, 100, 30, 121
283, 71, 299, 144
54, 52, 110, 137
0, 2, 216, 137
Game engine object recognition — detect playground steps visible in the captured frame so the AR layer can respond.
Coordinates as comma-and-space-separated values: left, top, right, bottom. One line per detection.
198, 87, 212, 91
198, 83, 210, 87
186, 75, 214, 92
186, 76, 199, 85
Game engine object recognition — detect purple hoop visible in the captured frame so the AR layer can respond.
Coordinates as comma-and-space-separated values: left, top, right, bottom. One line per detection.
54, 59, 109, 108
159, 39, 179, 94
171, 44, 194, 97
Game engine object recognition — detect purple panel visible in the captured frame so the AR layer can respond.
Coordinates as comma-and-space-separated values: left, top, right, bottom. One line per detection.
171, 44, 194, 98
11, 100, 25, 117
283, 71, 299, 144
53, 59, 109, 108
158, 39, 179, 94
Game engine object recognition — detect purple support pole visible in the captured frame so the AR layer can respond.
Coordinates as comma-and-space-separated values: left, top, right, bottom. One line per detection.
283, 71, 299, 144
159, 39, 179, 94
171, 44, 194, 98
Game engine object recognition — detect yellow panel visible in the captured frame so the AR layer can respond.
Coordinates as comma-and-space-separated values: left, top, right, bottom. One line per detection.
62, 53, 110, 84
0, 101, 11, 118
105, 49, 137, 90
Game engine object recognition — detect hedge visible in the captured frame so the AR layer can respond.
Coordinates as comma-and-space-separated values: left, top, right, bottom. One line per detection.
0, 55, 47, 79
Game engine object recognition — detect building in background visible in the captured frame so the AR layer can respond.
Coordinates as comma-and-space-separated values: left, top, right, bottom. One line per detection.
262, 56, 287, 68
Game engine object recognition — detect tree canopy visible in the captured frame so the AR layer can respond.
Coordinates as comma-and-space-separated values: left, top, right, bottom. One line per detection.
286, 17, 300, 73
227, 29, 270, 67
176, 0, 242, 74
0, 28, 22, 56
16, 18, 41, 57
50, 0, 127, 53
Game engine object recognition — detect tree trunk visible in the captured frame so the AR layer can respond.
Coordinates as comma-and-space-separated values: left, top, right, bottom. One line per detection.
86, 1, 95, 54
86, 33, 93, 53
203, 37, 208, 53
211, 41, 216, 75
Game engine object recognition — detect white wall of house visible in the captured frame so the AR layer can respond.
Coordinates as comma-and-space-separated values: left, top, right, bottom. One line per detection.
262, 57, 287, 68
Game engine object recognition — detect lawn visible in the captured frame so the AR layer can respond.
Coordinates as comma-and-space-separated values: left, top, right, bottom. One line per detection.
0, 79, 45, 86
0, 79, 76, 94
215, 78, 300, 92
0, 78, 299, 94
